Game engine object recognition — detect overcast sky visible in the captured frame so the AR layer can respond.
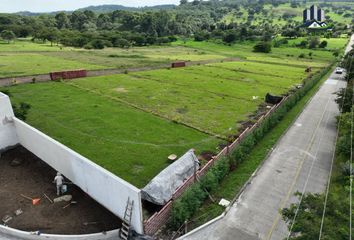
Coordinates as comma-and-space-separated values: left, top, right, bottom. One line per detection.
0, 0, 181, 13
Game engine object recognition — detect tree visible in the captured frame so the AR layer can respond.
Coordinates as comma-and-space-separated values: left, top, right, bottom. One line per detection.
55, 12, 70, 29
308, 36, 320, 49
180, 0, 188, 5
0, 30, 16, 43
253, 41, 272, 53
223, 31, 237, 43
319, 40, 328, 48
335, 86, 353, 113
44, 28, 59, 46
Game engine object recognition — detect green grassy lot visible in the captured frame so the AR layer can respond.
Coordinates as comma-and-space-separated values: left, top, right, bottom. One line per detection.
1, 37, 344, 187
286, 37, 349, 50
2, 82, 218, 188
0, 35, 340, 78
186, 63, 335, 230
0, 40, 227, 78
0, 53, 104, 78
173, 40, 336, 64
70, 61, 309, 138
0, 40, 68, 52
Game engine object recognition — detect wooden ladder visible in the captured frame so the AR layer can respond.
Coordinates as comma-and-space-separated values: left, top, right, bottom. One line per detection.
119, 197, 134, 240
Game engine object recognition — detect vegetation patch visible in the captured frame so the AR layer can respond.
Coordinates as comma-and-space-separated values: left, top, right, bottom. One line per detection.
1, 83, 218, 188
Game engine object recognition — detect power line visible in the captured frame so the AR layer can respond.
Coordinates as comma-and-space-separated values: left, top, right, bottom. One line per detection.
286, 91, 333, 239
318, 50, 354, 240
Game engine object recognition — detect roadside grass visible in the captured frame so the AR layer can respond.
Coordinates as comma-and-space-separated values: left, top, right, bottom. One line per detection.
1, 82, 219, 188
186, 63, 335, 230
0, 53, 105, 78
72, 61, 309, 137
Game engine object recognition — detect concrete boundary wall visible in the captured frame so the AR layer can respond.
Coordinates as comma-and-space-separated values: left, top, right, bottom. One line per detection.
0, 225, 119, 240
0, 93, 144, 233
0, 93, 19, 150
13, 118, 144, 233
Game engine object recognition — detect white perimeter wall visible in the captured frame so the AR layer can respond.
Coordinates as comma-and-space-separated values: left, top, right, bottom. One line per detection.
0, 94, 144, 234
0, 93, 19, 149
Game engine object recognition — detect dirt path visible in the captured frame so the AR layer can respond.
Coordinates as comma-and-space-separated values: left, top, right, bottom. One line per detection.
0, 146, 120, 234
0, 57, 240, 87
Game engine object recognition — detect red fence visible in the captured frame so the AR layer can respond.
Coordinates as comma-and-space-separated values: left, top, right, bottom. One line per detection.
171, 62, 186, 68
50, 69, 87, 81
143, 97, 288, 235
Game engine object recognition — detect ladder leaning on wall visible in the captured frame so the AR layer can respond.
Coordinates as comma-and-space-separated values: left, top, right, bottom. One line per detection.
119, 197, 134, 240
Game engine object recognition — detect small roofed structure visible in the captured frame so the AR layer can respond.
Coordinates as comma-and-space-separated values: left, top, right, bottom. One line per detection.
141, 149, 199, 205
171, 62, 186, 68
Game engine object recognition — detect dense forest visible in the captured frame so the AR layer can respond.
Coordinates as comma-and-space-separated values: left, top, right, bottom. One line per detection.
0, 0, 353, 49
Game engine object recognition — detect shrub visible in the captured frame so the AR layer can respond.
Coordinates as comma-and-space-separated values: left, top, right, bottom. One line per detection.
200, 171, 218, 192
194, 31, 210, 42
170, 157, 229, 229
319, 40, 328, 48
83, 43, 93, 49
298, 40, 308, 48
299, 53, 305, 58
13, 102, 31, 120
337, 134, 351, 157
170, 183, 207, 228
223, 31, 237, 44
210, 157, 230, 182
308, 36, 320, 49
253, 41, 272, 53
90, 39, 105, 49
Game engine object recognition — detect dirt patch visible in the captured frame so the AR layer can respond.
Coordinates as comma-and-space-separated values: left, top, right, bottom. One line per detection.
114, 87, 128, 93
0, 146, 121, 235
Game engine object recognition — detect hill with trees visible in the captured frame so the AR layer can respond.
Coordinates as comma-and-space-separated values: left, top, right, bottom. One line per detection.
0, 0, 353, 49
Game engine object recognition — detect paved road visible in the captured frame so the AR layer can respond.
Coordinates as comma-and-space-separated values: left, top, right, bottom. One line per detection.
181, 35, 354, 240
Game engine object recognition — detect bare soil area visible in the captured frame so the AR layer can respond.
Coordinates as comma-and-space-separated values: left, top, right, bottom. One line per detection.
0, 146, 121, 235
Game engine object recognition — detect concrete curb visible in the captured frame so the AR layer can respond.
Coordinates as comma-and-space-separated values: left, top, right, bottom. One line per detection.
0, 225, 119, 240
176, 213, 225, 240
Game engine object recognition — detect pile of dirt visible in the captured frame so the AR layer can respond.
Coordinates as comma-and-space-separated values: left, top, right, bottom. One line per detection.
0, 146, 121, 235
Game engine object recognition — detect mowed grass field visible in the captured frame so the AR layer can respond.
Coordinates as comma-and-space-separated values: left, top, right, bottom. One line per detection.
0, 40, 226, 78
4, 82, 219, 188
1, 37, 344, 187
0, 36, 345, 78
69, 61, 309, 137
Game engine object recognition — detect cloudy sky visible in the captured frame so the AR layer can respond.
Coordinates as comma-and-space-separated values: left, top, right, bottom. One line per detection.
0, 0, 181, 13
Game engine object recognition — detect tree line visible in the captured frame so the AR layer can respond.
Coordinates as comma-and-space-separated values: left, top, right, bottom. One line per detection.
0, 0, 352, 49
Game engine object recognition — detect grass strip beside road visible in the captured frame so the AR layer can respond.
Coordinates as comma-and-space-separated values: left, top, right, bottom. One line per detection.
186, 63, 336, 230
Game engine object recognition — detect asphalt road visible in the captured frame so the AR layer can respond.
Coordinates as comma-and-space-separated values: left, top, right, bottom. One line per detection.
181, 35, 354, 240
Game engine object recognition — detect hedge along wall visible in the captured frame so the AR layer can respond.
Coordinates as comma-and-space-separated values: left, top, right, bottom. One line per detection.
144, 64, 335, 235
